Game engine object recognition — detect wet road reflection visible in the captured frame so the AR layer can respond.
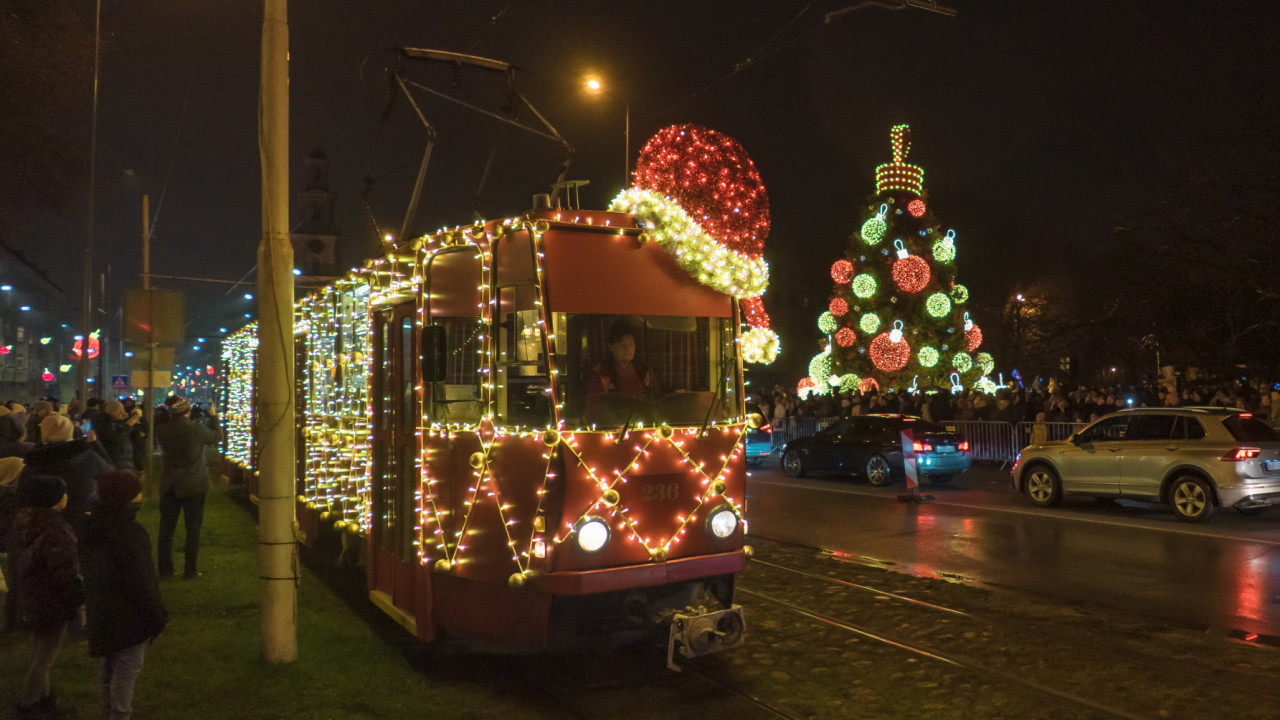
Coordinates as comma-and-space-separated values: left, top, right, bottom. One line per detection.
746, 463, 1280, 639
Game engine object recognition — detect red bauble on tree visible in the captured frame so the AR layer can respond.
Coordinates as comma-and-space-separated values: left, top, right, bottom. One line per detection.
965, 324, 983, 351
907, 199, 926, 217
892, 255, 931, 293
870, 332, 911, 372
831, 259, 854, 283
632, 125, 770, 258
835, 327, 857, 347
829, 297, 849, 316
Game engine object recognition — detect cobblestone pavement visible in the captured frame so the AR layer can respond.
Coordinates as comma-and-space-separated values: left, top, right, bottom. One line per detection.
692, 537, 1280, 720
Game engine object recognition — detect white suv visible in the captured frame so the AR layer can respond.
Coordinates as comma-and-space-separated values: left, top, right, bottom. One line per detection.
1012, 407, 1280, 522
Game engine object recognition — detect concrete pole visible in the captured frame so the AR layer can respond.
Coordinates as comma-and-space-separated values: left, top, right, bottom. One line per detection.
143, 196, 155, 484
259, 0, 298, 663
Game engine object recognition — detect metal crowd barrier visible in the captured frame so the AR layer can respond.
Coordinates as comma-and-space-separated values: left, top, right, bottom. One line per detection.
765, 416, 1087, 466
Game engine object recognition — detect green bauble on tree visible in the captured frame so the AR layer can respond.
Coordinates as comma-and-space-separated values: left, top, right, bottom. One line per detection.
803, 124, 997, 396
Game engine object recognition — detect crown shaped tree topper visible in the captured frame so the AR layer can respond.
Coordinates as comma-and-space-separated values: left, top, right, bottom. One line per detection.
611, 124, 779, 364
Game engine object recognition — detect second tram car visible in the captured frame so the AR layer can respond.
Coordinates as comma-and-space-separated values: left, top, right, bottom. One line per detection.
223, 202, 754, 662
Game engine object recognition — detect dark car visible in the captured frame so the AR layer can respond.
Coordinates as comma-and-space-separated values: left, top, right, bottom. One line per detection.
780, 414, 971, 485
744, 403, 774, 467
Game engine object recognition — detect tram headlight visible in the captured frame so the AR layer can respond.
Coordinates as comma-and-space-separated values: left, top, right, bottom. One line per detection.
707, 505, 739, 539
575, 517, 610, 553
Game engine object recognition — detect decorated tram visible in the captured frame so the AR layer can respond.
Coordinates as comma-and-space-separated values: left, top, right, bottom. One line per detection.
222, 122, 782, 662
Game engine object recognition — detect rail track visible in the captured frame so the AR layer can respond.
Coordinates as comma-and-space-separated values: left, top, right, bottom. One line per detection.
732, 552, 1280, 719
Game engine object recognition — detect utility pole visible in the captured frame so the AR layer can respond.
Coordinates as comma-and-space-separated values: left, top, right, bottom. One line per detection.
143, 195, 156, 484
259, 0, 298, 662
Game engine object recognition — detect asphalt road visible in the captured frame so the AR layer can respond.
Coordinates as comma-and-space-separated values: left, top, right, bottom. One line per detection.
745, 458, 1280, 642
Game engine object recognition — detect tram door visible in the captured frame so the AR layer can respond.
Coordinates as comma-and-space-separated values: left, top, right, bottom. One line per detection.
370, 301, 420, 620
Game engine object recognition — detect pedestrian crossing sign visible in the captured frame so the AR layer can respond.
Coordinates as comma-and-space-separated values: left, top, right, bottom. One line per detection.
111, 375, 129, 390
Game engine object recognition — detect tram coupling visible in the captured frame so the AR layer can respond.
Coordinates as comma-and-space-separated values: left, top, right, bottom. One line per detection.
666, 604, 745, 671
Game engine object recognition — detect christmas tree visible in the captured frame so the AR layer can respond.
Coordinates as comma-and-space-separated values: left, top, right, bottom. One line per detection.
801, 124, 996, 397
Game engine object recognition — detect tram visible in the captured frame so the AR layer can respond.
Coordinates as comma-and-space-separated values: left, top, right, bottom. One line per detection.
222, 198, 762, 661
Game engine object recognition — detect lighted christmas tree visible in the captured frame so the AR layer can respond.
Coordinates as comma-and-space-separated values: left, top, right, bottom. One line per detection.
802, 124, 996, 397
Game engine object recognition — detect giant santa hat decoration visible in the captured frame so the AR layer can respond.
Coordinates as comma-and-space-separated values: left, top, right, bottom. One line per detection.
610, 124, 780, 364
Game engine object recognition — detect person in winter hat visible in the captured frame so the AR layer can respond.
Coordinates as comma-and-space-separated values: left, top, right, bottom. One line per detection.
155, 396, 221, 578
6, 474, 83, 719
0, 403, 29, 458
97, 401, 139, 471
21, 413, 111, 535
0, 456, 23, 594
23, 401, 53, 446
83, 471, 167, 720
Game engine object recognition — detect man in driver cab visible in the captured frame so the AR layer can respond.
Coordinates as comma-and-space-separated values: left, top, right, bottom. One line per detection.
584, 319, 653, 421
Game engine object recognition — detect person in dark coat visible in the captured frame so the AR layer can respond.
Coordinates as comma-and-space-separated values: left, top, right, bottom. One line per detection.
23, 401, 54, 447
0, 403, 31, 459
20, 414, 112, 535
155, 396, 221, 578
7, 474, 83, 720
82, 471, 167, 720
97, 401, 139, 471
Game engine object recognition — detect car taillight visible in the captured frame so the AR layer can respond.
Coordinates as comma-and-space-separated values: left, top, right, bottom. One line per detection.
1223, 447, 1261, 461
912, 441, 933, 453
958, 439, 971, 453
763, 424, 772, 434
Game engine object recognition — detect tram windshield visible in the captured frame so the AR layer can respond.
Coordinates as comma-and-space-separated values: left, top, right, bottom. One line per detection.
557, 313, 741, 429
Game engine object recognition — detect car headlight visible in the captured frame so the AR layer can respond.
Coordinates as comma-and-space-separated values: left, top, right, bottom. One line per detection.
707, 505, 739, 539
575, 516, 610, 553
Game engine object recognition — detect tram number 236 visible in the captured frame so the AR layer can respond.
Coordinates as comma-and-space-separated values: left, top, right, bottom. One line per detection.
641, 483, 680, 502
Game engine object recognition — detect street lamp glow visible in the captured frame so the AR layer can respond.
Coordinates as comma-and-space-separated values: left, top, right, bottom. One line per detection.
585, 77, 602, 93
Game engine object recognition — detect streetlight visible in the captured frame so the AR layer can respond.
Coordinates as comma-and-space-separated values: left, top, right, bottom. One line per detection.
583, 75, 629, 188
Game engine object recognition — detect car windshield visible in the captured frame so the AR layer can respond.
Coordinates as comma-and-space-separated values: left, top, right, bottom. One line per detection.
1222, 414, 1280, 442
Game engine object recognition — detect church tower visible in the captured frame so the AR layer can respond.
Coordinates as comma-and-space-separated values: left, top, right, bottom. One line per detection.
292, 146, 340, 278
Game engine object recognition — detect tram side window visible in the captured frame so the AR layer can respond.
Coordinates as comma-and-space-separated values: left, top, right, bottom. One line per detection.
496, 285, 551, 427
428, 316, 483, 424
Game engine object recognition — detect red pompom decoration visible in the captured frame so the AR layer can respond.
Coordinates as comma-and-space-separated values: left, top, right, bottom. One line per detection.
633, 124, 770, 258
740, 296, 771, 329
829, 297, 849, 316
965, 324, 983, 351
870, 332, 911, 372
835, 327, 857, 347
797, 377, 815, 394
908, 199, 926, 217
892, 255, 931, 293
831, 259, 854, 283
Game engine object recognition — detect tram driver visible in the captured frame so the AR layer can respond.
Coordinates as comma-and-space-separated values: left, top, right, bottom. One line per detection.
583, 318, 653, 424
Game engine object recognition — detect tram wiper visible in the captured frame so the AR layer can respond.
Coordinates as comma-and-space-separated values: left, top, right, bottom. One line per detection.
615, 412, 634, 444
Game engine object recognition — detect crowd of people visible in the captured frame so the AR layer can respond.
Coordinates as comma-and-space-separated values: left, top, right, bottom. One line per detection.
0, 393, 222, 719
753, 377, 1280, 432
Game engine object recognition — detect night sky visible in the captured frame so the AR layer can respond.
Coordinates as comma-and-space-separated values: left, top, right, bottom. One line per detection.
11, 0, 1277, 374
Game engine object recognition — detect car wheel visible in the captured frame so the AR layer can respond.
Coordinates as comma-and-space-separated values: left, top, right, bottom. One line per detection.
1024, 464, 1062, 507
1169, 475, 1214, 523
864, 454, 892, 486
1236, 506, 1268, 517
782, 450, 806, 478
929, 474, 953, 485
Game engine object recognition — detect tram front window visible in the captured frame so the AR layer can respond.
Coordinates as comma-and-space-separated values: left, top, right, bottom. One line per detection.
562, 314, 740, 429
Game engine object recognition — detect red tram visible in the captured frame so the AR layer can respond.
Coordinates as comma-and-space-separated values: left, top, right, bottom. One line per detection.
222, 201, 762, 661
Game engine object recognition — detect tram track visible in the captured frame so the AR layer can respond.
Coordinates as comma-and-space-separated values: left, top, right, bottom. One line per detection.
739, 553, 1280, 719
769, 553, 1280, 703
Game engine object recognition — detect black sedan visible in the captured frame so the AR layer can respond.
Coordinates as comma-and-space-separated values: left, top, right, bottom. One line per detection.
780, 414, 971, 486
